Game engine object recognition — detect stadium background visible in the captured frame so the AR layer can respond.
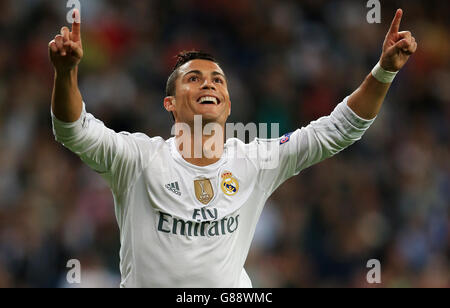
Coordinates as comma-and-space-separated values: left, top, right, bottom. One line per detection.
0, 0, 448, 287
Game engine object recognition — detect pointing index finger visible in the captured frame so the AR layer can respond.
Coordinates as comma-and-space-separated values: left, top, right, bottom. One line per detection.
388, 9, 403, 35
71, 9, 81, 41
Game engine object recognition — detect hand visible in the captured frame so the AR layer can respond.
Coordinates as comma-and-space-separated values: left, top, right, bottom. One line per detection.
380, 9, 417, 72
48, 9, 83, 73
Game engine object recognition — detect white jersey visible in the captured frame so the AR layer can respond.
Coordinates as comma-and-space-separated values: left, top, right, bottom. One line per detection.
51, 96, 374, 287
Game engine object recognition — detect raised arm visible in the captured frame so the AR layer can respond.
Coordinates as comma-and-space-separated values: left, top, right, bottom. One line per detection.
257, 10, 418, 194
347, 9, 417, 119
49, 9, 83, 122
48, 9, 157, 193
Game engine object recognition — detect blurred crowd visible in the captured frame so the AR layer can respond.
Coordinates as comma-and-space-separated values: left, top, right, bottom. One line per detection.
0, 0, 448, 287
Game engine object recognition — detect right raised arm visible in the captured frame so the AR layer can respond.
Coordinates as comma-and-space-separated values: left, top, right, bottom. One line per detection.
49, 9, 83, 122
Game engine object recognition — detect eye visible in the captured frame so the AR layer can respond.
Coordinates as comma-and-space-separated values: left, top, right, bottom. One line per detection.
214, 77, 224, 84
188, 76, 199, 82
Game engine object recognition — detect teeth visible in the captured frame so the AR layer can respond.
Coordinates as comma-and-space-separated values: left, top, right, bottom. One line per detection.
199, 96, 218, 104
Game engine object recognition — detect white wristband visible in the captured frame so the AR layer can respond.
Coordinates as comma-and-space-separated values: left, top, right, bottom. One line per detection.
371, 62, 398, 83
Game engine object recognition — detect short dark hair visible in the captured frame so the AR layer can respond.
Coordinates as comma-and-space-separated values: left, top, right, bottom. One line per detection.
165, 51, 218, 97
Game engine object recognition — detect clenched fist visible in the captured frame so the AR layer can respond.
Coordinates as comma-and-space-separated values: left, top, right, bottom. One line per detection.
380, 9, 417, 72
48, 9, 83, 73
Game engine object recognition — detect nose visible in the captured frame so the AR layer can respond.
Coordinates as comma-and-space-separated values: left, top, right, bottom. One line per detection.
200, 78, 216, 91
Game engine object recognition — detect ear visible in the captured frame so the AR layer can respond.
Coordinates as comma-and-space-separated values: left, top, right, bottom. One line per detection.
164, 96, 176, 112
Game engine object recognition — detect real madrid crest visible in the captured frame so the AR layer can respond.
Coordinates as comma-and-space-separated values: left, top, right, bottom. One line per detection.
194, 179, 214, 205
221, 171, 239, 196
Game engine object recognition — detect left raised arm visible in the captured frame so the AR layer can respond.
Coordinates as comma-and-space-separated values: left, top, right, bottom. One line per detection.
347, 9, 417, 119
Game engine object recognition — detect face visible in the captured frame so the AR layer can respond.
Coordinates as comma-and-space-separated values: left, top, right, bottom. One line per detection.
164, 59, 231, 126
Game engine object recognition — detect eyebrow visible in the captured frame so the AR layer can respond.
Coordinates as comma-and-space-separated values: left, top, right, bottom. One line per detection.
183, 70, 226, 79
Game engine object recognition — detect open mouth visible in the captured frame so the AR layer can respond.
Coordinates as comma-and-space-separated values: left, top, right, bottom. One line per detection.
197, 96, 220, 105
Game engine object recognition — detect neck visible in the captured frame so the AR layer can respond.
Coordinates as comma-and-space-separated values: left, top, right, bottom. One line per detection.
174, 123, 225, 167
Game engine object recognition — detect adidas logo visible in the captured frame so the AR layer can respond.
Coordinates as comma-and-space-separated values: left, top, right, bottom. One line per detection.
165, 182, 181, 196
